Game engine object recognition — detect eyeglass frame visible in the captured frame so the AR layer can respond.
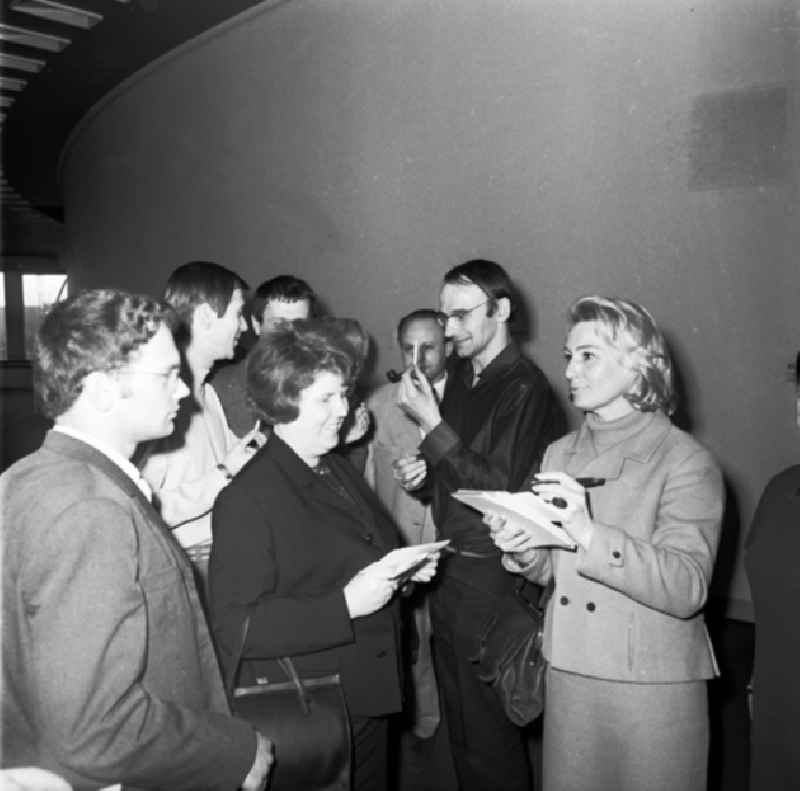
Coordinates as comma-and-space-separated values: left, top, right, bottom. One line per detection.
115, 365, 184, 387
439, 299, 493, 324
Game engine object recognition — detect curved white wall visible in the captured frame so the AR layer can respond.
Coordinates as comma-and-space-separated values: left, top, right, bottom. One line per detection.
61, 0, 800, 616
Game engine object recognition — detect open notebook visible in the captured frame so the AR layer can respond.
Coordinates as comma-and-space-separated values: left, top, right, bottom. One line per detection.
452, 489, 577, 551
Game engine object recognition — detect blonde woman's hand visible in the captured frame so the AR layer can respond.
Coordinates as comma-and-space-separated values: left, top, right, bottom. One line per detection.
483, 514, 541, 568
530, 472, 594, 549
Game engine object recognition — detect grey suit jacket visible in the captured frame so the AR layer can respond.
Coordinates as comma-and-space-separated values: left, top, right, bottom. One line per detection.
1, 431, 254, 790
522, 411, 723, 683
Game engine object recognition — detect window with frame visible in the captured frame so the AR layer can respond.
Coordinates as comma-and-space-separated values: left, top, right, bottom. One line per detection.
1, 268, 68, 362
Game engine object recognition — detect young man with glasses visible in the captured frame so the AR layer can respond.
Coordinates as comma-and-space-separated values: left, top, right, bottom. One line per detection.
397, 260, 565, 791
1, 288, 272, 791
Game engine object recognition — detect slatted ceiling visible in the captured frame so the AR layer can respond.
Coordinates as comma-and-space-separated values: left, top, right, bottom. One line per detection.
1, 0, 265, 220
0, 23, 71, 52
1, 173, 33, 210
0, 52, 46, 72
0, 76, 27, 91
10, 1, 103, 30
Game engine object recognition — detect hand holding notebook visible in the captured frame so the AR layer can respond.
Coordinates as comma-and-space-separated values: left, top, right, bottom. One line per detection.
452, 489, 577, 551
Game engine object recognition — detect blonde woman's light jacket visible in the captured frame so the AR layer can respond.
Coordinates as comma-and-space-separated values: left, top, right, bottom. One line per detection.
518, 410, 723, 683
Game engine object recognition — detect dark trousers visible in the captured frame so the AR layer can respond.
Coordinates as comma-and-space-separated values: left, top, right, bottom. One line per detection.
351, 715, 389, 791
430, 562, 534, 791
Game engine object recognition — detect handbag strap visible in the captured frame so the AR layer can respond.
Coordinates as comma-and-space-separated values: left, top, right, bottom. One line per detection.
514, 576, 554, 616
227, 614, 312, 715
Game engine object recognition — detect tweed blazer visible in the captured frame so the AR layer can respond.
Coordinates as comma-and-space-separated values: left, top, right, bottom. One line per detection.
209, 434, 403, 718
1, 432, 254, 790
521, 410, 723, 683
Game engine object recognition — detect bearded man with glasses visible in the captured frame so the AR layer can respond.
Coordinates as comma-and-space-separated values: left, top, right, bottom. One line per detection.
396, 259, 565, 791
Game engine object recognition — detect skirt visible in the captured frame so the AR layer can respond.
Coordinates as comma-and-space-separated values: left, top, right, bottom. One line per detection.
543, 665, 708, 791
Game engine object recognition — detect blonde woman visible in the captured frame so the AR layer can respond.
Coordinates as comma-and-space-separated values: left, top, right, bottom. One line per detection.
489, 296, 723, 791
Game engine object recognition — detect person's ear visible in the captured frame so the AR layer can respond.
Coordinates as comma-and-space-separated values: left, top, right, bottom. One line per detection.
494, 297, 511, 323
193, 302, 216, 335
82, 370, 120, 413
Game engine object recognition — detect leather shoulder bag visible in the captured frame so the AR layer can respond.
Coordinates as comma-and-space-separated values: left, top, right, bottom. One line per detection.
470, 579, 551, 726
227, 615, 352, 791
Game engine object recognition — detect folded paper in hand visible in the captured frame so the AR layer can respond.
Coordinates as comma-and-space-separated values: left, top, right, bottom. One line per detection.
372, 540, 451, 580
452, 489, 577, 551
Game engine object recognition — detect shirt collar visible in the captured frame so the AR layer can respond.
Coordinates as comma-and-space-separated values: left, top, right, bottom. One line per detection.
52, 424, 153, 501
459, 341, 521, 387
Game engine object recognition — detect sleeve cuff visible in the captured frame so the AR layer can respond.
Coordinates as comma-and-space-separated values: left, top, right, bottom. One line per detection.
576, 521, 625, 577
419, 421, 460, 466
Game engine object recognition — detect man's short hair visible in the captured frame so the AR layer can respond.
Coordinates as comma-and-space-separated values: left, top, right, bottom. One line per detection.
164, 261, 249, 325
395, 309, 446, 343
251, 275, 315, 323
35, 288, 173, 419
443, 259, 516, 318
246, 318, 358, 425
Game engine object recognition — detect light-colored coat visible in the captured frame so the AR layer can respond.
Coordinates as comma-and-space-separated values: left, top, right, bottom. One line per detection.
364, 381, 441, 736
523, 410, 723, 683
365, 381, 431, 546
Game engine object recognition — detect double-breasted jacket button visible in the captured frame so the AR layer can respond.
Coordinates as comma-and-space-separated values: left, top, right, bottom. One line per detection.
586, 602, 596, 612
612, 550, 621, 559
362, 533, 375, 543
559, 595, 569, 606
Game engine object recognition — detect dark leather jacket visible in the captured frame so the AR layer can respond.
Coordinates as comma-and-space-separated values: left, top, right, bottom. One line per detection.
420, 342, 566, 560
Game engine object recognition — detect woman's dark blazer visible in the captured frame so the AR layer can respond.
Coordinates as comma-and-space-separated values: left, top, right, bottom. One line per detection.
208, 433, 403, 718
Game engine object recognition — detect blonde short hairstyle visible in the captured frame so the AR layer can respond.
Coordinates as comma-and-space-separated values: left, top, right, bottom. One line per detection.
568, 296, 676, 415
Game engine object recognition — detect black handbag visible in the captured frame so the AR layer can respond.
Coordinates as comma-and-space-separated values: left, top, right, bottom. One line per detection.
227, 615, 352, 791
470, 580, 550, 726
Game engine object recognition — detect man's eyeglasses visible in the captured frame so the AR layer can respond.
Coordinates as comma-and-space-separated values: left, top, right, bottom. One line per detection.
440, 300, 490, 324
119, 367, 183, 386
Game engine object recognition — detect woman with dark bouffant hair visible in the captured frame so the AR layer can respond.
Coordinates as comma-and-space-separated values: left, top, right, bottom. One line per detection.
208, 318, 441, 791
488, 296, 724, 791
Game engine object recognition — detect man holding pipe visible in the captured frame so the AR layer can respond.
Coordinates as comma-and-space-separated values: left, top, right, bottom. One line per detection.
366, 309, 452, 742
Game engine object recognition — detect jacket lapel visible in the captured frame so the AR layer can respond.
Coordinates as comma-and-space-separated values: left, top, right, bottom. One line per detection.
559, 411, 671, 481
44, 431, 158, 517
42, 431, 194, 573
267, 435, 385, 549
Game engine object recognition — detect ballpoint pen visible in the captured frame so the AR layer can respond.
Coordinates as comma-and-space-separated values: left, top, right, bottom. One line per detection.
534, 477, 606, 488
533, 477, 606, 518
